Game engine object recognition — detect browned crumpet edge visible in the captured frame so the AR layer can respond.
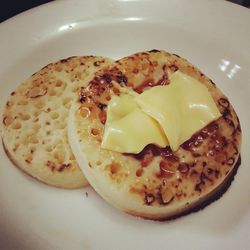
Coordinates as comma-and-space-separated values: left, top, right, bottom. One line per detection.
126, 155, 241, 221
1, 139, 78, 189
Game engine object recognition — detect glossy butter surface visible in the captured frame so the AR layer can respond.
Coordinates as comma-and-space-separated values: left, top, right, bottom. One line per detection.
102, 71, 221, 153
101, 95, 168, 153
136, 71, 221, 151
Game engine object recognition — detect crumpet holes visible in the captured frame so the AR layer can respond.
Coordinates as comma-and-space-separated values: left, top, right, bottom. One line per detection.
6, 101, 14, 107
3, 116, 14, 126
95, 160, 102, 166
80, 107, 90, 118
11, 122, 22, 129
160, 188, 174, 204
29, 145, 36, 153
55, 80, 63, 87
12, 143, 20, 152
108, 162, 121, 175
50, 112, 59, 119
91, 128, 100, 136
20, 113, 31, 121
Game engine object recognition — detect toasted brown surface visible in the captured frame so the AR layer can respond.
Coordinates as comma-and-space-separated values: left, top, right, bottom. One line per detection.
1, 56, 114, 188
68, 50, 241, 219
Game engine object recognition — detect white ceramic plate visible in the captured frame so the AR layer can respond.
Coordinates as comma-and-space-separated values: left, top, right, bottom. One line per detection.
0, 0, 249, 249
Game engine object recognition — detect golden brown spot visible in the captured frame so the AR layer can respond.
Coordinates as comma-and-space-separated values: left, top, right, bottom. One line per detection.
113, 87, 120, 95
27, 87, 47, 98
227, 157, 235, 166
34, 100, 45, 109
159, 188, 174, 205
19, 113, 31, 121
136, 168, 144, 177
106, 95, 111, 101
169, 64, 179, 72
108, 162, 121, 175
55, 65, 62, 72
6, 101, 13, 108
46, 160, 56, 171
11, 122, 21, 129
79, 107, 90, 118
2, 116, 13, 126
91, 128, 100, 136
25, 155, 33, 164
55, 80, 63, 86
158, 161, 176, 178
46, 160, 71, 172
190, 170, 200, 183
218, 98, 230, 108
99, 111, 107, 124
177, 163, 189, 174
94, 61, 101, 66
133, 68, 139, 74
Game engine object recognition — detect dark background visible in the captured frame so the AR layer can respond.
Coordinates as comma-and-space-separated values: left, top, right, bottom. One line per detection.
0, 0, 53, 23
0, 0, 249, 23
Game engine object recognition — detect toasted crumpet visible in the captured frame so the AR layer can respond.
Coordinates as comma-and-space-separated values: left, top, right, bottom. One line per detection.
68, 50, 241, 219
1, 56, 113, 188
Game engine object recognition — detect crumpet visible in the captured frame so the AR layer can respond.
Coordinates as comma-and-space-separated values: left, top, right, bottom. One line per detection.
1, 56, 113, 188
68, 50, 241, 219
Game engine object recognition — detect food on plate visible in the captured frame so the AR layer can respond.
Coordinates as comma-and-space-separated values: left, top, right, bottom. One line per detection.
1, 56, 113, 188
68, 50, 241, 219
101, 70, 221, 153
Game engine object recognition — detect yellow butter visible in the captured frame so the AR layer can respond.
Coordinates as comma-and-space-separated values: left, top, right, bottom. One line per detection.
101, 70, 221, 153
101, 95, 168, 154
135, 71, 221, 151
105, 94, 137, 124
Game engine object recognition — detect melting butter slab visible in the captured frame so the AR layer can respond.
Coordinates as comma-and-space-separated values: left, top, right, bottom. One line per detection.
136, 71, 221, 151
101, 94, 168, 153
102, 70, 221, 153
